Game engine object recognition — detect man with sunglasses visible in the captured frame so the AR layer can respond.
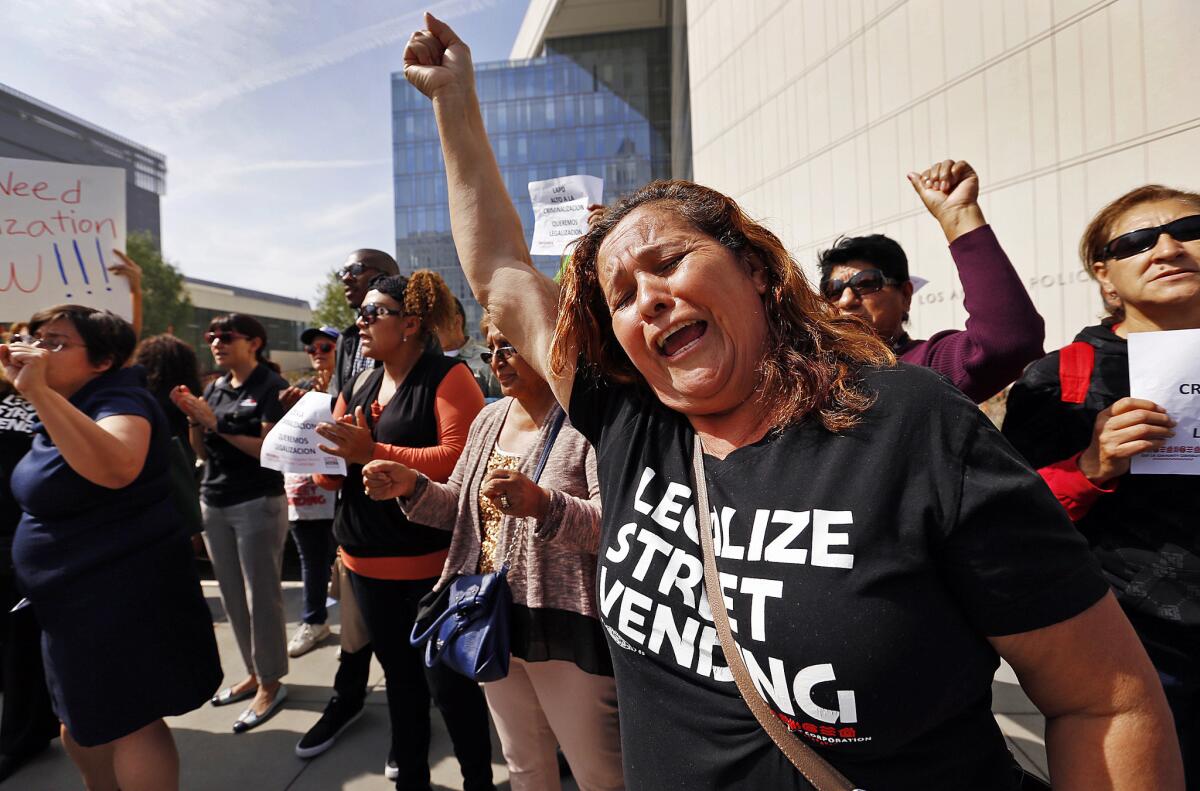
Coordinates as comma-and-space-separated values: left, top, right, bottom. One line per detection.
330, 249, 400, 396
819, 159, 1045, 403
293, 250, 398, 768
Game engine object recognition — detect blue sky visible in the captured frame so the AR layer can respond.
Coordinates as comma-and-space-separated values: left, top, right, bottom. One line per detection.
0, 0, 528, 302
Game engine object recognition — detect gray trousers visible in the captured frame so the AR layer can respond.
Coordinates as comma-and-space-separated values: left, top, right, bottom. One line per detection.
201, 494, 289, 684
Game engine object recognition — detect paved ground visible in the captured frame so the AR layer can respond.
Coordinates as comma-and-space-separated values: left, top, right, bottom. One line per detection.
11, 581, 1047, 789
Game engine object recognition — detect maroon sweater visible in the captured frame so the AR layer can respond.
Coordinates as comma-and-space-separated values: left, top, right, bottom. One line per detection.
896, 224, 1045, 402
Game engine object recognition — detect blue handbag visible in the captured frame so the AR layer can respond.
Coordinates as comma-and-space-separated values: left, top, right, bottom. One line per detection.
409, 410, 566, 682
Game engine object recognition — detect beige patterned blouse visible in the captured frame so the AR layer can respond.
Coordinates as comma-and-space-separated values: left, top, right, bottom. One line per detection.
477, 445, 521, 574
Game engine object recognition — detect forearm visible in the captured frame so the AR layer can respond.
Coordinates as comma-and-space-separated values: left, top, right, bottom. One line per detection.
188, 423, 207, 461
537, 488, 601, 551
1044, 707, 1183, 789
24, 388, 145, 488
130, 290, 143, 338
218, 432, 265, 459
923, 226, 1045, 399
398, 474, 461, 531
432, 90, 560, 380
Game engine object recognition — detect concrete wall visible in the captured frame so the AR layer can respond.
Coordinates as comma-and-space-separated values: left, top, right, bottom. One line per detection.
686, 0, 1200, 349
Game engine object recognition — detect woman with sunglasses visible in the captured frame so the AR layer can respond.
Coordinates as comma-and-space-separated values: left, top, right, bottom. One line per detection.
3, 306, 220, 791
818, 160, 1044, 402
312, 271, 494, 791
1004, 184, 1200, 782
277, 327, 341, 658
169, 314, 291, 733
404, 15, 1181, 789
362, 314, 623, 791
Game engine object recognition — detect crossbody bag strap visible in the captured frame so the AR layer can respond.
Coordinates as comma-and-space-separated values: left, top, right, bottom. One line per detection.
691, 439, 860, 791
497, 409, 568, 571
531, 410, 567, 483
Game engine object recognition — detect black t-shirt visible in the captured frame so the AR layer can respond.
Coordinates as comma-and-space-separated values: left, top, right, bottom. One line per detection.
12, 367, 177, 597
200, 364, 287, 507
569, 363, 1108, 790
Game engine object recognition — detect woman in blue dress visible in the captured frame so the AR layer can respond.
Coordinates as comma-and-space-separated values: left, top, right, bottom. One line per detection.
3, 305, 221, 791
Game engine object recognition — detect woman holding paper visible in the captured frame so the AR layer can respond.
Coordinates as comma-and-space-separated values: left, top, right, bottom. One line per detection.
3, 305, 220, 791
170, 313, 291, 733
312, 271, 494, 791
1004, 184, 1200, 781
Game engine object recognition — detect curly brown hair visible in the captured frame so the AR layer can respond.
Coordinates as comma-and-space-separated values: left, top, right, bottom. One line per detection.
551, 180, 895, 432
369, 270, 456, 338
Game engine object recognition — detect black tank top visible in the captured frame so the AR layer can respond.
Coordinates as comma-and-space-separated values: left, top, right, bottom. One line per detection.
333, 352, 464, 558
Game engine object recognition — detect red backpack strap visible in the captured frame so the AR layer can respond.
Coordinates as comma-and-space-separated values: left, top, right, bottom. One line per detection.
1058, 341, 1096, 404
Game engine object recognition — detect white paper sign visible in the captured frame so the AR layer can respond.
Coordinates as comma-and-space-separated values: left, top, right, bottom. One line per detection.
1129, 328, 1200, 475
0, 156, 129, 322
261, 391, 347, 475
528, 175, 603, 256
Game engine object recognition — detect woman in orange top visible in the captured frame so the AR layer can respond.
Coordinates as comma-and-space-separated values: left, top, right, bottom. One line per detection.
314, 270, 493, 791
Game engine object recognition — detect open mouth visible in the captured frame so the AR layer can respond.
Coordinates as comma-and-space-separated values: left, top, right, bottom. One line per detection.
657, 320, 707, 358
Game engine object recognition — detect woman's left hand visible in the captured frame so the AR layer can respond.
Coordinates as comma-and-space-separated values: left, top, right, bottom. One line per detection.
315, 406, 376, 465
481, 468, 550, 520
0, 341, 50, 396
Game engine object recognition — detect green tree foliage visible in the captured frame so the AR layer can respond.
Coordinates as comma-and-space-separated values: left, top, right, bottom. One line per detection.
312, 269, 355, 330
125, 231, 193, 337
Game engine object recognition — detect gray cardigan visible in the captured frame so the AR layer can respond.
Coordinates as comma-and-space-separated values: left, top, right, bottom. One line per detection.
400, 398, 601, 619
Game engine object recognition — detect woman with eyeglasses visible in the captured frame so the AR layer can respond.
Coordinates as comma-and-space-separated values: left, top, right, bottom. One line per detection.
404, 16, 1182, 789
362, 314, 624, 791
169, 314, 291, 733
3, 306, 220, 791
279, 326, 340, 659
311, 271, 494, 791
818, 160, 1045, 402
1003, 185, 1200, 782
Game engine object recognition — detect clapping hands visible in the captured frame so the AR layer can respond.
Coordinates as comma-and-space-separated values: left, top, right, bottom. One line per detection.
170, 385, 217, 431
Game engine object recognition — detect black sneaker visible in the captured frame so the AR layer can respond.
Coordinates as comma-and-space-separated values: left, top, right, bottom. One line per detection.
384, 749, 399, 780
294, 696, 364, 758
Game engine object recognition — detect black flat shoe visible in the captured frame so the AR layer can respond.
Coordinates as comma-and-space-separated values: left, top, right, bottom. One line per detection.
211, 686, 257, 706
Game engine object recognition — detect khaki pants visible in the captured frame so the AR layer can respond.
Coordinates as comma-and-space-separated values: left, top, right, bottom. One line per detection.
482, 657, 624, 791
327, 553, 369, 654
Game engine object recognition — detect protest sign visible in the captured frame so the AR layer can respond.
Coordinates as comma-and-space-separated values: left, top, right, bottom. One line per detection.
1129, 328, 1200, 475
529, 175, 603, 257
0, 156, 129, 322
261, 391, 347, 476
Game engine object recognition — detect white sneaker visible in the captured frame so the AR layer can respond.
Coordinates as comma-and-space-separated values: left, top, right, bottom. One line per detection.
288, 623, 331, 657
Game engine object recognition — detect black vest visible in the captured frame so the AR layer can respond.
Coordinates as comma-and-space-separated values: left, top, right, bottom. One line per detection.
333, 353, 463, 558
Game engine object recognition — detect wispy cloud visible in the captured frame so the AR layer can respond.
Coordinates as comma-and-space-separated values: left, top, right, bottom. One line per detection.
166, 0, 496, 118
309, 190, 394, 231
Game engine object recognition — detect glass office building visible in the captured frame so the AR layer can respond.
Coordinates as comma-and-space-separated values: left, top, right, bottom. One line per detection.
391, 28, 675, 333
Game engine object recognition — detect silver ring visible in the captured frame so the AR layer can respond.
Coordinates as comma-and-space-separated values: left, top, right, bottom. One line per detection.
498, 494, 511, 510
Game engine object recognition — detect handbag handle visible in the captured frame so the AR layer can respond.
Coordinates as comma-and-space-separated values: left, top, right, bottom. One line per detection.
409, 567, 509, 648
691, 439, 861, 791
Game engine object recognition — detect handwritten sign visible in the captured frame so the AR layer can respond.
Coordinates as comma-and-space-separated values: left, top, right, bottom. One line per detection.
1129, 328, 1200, 475
529, 175, 603, 257
261, 391, 347, 476
0, 156, 129, 322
